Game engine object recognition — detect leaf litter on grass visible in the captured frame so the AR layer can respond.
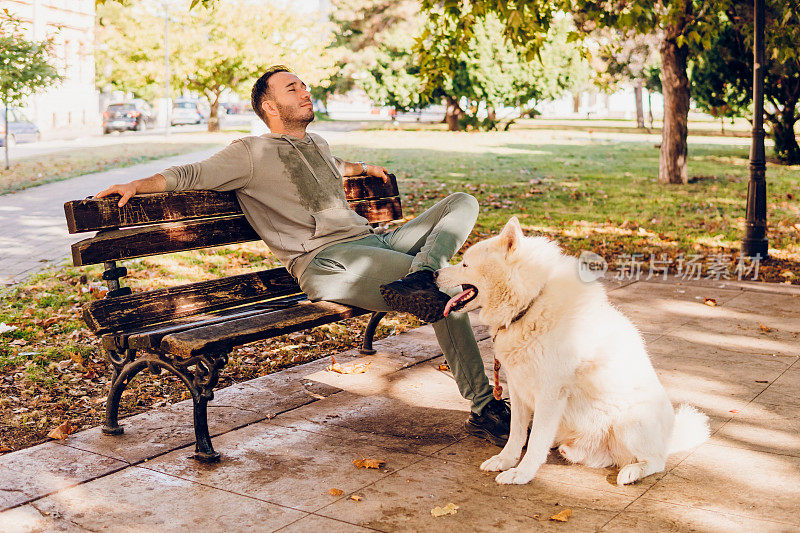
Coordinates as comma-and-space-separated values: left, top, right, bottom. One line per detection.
0, 249, 421, 453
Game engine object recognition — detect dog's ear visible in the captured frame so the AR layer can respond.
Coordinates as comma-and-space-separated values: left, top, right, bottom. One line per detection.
499, 216, 523, 256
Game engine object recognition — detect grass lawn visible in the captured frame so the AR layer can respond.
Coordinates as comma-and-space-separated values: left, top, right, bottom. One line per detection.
0, 142, 219, 194
333, 128, 799, 279
1, 127, 798, 453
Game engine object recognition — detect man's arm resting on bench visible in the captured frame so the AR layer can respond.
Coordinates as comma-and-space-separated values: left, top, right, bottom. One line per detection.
339, 160, 390, 179
95, 173, 167, 207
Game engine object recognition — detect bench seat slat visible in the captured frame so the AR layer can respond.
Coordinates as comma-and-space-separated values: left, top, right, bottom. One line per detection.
84, 267, 300, 334
115, 295, 307, 352
160, 300, 369, 358
64, 175, 400, 233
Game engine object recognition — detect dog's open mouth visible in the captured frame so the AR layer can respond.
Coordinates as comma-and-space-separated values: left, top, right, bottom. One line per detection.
443, 284, 478, 316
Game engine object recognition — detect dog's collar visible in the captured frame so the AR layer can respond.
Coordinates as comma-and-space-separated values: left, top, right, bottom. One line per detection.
492, 297, 536, 341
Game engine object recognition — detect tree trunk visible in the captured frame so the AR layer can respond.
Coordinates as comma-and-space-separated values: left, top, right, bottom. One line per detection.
444, 95, 463, 131
572, 93, 580, 114
634, 82, 645, 129
4, 100, 9, 171
647, 91, 654, 131
769, 105, 800, 164
207, 93, 221, 133
658, 39, 690, 184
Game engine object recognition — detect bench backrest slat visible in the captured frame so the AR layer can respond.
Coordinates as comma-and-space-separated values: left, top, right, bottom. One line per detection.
70, 196, 402, 266
71, 216, 259, 267
65, 190, 242, 234
65, 175, 400, 234
84, 266, 299, 333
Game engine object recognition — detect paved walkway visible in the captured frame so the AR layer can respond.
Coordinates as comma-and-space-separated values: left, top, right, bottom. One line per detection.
0, 147, 224, 286
1, 277, 798, 532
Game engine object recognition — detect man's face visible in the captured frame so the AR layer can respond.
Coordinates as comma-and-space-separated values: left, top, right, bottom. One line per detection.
266, 72, 314, 126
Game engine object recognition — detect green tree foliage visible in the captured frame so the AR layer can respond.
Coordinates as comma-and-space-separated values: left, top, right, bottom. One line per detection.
420, 0, 732, 183
326, 0, 429, 109
442, 15, 589, 131
0, 10, 61, 169
692, 1, 800, 164
97, 0, 332, 132
329, 1, 586, 131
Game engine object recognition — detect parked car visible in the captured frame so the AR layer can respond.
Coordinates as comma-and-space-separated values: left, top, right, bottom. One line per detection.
171, 99, 203, 125
103, 100, 155, 134
0, 108, 40, 147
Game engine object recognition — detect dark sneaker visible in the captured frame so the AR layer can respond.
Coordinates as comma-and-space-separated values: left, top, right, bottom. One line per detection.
379, 270, 450, 323
465, 398, 511, 446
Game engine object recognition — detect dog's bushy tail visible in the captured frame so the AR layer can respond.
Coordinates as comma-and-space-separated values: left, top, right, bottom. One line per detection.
668, 404, 710, 454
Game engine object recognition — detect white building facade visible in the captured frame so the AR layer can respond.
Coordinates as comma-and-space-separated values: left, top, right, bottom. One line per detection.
1, 0, 100, 139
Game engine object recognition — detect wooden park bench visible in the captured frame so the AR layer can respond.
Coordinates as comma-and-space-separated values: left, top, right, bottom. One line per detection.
63, 174, 402, 462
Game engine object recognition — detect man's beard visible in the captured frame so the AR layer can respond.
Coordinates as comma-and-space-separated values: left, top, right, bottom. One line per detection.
275, 101, 315, 128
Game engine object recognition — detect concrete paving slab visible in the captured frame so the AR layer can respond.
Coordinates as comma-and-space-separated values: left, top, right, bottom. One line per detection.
0, 443, 127, 510
642, 442, 800, 526
712, 369, 800, 458
649, 349, 788, 422
1, 466, 307, 532
608, 281, 747, 335
723, 291, 800, 318
313, 456, 634, 532
140, 421, 426, 513
430, 435, 684, 499
269, 389, 472, 458
671, 313, 800, 358
602, 496, 795, 532
276, 514, 376, 532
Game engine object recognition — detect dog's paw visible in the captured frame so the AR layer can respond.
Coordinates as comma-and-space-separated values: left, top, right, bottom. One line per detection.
616, 463, 644, 485
480, 454, 517, 472
495, 467, 537, 485
558, 444, 582, 464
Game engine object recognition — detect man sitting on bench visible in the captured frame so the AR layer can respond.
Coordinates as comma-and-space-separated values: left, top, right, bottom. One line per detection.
95, 65, 510, 446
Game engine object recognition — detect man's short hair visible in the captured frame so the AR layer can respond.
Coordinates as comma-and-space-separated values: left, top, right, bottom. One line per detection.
251, 65, 292, 124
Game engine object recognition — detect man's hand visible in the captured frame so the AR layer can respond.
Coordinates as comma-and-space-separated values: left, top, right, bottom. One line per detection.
365, 164, 390, 179
94, 173, 167, 207
95, 182, 138, 207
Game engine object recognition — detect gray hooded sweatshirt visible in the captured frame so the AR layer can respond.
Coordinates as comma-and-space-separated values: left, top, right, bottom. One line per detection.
160, 132, 373, 279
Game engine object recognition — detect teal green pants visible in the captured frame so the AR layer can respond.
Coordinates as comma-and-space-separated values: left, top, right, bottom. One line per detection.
298, 192, 493, 414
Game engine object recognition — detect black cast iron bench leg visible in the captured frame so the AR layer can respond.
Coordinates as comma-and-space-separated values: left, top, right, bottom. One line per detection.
360, 311, 386, 355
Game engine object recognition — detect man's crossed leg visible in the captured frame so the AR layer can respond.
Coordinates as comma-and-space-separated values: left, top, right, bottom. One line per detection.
298, 192, 510, 445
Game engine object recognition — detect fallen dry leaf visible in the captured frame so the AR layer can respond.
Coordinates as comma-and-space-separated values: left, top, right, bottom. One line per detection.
0, 446, 12, 454
353, 453, 386, 470
47, 421, 74, 440
329, 488, 344, 496
38, 317, 59, 329
350, 494, 363, 501
759, 323, 772, 333
438, 363, 451, 371
703, 298, 717, 307
431, 503, 459, 517
549, 508, 572, 522
327, 355, 372, 375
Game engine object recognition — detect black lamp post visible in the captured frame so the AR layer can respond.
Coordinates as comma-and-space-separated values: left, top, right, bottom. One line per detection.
742, 0, 769, 258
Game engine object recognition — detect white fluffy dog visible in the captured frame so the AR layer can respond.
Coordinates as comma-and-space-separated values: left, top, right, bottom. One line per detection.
436, 216, 709, 485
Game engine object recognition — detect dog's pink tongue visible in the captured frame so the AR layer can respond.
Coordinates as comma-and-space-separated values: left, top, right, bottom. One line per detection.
443, 288, 474, 317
